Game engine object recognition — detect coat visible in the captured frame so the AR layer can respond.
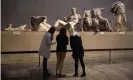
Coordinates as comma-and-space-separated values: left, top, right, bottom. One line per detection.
38, 32, 55, 59
70, 35, 84, 59
56, 34, 68, 52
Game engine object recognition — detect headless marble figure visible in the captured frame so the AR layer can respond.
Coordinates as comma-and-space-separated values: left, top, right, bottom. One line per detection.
17, 24, 31, 31
111, 1, 127, 32
83, 10, 99, 32
91, 8, 113, 32
4, 24, 30, 31
38, 16, 51, 31
31, 16, 51, 31
4, 24, 13, 31
54, 8, 80, 36
17, 24, 27, 31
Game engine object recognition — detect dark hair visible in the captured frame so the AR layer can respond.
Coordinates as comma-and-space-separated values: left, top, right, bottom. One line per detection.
48, 26, 56, 40
59, 28, 67, 35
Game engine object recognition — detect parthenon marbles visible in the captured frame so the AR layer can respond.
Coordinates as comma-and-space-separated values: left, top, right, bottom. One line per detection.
31, 16, 51, 31
111, 1, 127, 32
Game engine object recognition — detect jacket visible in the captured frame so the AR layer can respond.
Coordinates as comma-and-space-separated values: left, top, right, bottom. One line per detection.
38, 32, 55, 58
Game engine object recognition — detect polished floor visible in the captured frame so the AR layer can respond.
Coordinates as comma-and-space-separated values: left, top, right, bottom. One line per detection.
1, 52, 133, 80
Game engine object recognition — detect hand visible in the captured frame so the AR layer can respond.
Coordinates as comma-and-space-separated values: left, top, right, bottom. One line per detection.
52, 40, 56, 44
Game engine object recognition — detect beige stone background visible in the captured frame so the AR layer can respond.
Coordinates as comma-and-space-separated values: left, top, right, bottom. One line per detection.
1, 31, 133, 52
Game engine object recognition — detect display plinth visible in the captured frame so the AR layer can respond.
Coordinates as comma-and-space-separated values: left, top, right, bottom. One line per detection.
1, 31, 133, 52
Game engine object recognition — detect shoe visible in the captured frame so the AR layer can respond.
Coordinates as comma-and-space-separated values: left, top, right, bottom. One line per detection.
47, 73, 51, 76
80, 73, 86, 77
43, 73, 51, 78
73, 73, 78, 77
58, 74, 66, 78
56, 73, 60, 77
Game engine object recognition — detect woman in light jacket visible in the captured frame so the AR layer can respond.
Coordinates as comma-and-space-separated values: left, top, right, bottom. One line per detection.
38, 27, 56, 78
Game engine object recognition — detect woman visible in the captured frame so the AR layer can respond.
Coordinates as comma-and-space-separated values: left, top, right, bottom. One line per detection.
38, 27, 56, 78
70, 34, 86, 77
54, 7, 86, 77
56, 28, 68, 77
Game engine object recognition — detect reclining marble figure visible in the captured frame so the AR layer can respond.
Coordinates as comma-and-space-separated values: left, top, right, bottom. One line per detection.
4, 24, 30, 31
54, 8, 81, 35
63, 16, 82, 32
111, 1, 127, 32
31, 16, 51, 31
16, 24, 31, 31
14, 24, 27, 31
4, 24, 14, 31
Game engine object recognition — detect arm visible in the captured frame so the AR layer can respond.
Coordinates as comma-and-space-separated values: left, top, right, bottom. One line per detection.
46, 33, 56, 45
79, 36, 82, 44
83, 10, 91, 18
66, 36, 69, 45
78, 14, 82, 21
56, 35, 59, 44
83, 11, 86, 19
63, 17, 69, 22
67, 16, 71, 22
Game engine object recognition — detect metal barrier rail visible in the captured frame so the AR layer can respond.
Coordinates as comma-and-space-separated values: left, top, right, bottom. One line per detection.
2, 48, 133, 65
2, 48, 133, 54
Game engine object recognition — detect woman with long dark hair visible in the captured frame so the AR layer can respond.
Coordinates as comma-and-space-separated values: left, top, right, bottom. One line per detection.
56, 28, 68, 77
38, 27, 56, 79
54, 8, 86, 77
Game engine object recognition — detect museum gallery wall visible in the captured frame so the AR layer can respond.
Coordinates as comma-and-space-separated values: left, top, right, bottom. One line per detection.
1, 0, 133, 32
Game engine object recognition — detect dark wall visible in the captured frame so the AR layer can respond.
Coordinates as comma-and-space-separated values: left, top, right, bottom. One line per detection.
1, 0, 133, 30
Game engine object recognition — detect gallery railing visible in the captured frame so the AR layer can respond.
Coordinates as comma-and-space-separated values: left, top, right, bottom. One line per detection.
1, 48, 133, 66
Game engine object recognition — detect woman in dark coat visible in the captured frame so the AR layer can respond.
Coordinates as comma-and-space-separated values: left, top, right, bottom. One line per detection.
70, 34, 86, 77
56, 28, 68, 77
